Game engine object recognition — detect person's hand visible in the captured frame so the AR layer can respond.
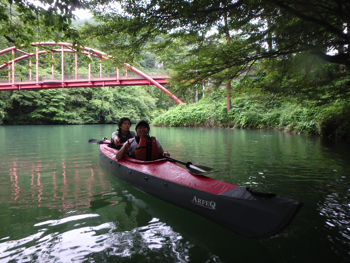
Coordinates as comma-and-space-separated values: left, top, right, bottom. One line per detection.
125, 138, 134, 149
163, 151, 170, 157
114, 137, 120, 146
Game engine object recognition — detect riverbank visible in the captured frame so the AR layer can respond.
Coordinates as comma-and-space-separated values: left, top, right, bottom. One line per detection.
152, 92, 350, 140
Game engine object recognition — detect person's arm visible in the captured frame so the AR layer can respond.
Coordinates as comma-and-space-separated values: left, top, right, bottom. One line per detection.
111, 131, 120, 147
155, 139, 170, 157
158, 146, 170, 157
116, 139, 134, 160
115, 144, 128, 160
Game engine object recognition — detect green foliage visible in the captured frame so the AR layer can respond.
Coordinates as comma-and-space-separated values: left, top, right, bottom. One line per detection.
227, 94, 326, 135
0, 91, 10, 124
84, 0, 350, 85
0, 0, 83, 46
254, 54, 350, 102
153, 92, 227, 127
2, 86, 163, 125
154, 86, 350, 139
317, 101, 350, 138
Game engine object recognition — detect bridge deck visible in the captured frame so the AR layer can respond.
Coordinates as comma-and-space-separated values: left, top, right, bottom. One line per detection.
0, 77, 168, 91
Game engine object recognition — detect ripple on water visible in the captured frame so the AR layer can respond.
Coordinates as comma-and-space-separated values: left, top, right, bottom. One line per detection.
0, 215, 191, 262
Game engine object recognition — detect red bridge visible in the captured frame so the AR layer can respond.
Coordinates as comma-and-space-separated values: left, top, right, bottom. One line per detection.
0, 42, 182, 104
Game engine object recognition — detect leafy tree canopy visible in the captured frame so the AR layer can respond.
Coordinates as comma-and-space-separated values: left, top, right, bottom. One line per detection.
0, 0, 85, 46
84, 0, 350, 86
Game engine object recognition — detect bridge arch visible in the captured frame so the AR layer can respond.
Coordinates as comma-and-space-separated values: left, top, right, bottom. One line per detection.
0, 42, 182, 104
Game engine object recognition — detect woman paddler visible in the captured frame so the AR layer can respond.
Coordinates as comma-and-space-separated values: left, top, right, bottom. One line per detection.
116, 119, 170, 160
111, 117, 135, 150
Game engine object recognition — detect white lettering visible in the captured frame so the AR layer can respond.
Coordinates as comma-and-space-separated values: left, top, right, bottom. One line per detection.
191, 196, 216, 210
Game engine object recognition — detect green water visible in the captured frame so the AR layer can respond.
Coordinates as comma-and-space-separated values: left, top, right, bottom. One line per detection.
0, 125, 349, 262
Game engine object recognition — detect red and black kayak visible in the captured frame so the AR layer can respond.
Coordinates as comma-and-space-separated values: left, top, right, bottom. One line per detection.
98, 142, 302, 239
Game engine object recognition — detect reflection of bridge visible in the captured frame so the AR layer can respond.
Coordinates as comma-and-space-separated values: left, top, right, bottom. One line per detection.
0, 42, 182, 104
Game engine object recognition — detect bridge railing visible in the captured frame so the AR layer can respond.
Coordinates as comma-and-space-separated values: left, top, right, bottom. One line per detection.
0, 70, 171, 83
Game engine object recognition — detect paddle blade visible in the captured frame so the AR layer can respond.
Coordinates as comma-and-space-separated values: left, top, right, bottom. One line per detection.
186, 163, 216, 176
89, 139, 108, 144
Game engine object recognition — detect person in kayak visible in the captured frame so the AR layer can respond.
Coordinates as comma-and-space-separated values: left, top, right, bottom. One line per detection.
116, 119, 170, 160
111, 117, 136, 150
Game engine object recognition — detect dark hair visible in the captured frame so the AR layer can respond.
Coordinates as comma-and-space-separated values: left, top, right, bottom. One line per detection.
118, 117, 131, 128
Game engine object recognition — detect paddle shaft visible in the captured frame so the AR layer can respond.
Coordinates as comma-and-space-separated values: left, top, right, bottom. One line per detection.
165, 156, 210, 173
165, 156, 187, 166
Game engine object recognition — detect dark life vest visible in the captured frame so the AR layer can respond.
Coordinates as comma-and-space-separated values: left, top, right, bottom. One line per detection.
133, 136, 159, 160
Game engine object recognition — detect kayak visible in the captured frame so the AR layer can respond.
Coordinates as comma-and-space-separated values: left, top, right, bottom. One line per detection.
98, 143, 302, 239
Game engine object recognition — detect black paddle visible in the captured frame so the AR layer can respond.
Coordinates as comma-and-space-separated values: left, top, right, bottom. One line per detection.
88, 139, 216, 176
164, 156, 215, 176
88, 139, 110, 144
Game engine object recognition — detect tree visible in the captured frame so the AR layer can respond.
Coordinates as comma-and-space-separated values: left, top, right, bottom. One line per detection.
88, 0, 350, 67
0, 0, 84, 46
84, 0, 350, 109
1, 85, 161, 125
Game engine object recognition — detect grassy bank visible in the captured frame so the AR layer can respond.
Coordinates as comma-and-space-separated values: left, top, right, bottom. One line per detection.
153, 92, 350, 139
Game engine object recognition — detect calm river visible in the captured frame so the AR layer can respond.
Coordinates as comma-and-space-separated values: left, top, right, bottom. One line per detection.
0, 125, 349, 263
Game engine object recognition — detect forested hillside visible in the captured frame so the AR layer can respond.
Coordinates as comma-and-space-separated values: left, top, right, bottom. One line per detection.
0, 1, 349, 138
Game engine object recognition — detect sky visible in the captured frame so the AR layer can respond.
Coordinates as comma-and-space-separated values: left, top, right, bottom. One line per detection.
31, 1, 92, 20
73, 9, 92, 20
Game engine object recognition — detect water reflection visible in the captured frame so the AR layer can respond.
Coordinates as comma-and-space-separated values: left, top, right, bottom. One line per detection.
0, 149, 194, 262
318, 191, 350, 256
0, 214, 190, 262
1, 158, 101, 210
1, 125, 350, 262
0, 178, 272, 263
